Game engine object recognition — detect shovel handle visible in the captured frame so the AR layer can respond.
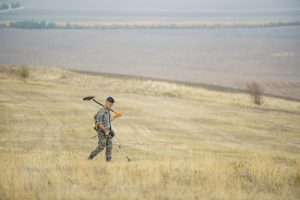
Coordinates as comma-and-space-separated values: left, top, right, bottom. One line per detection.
91, 98, 121, 115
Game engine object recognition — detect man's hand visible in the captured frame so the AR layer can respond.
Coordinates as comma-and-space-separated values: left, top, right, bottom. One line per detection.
105, 130, 110, 137
105, 130, 113, 139
111, 112, 122, 122
114, 112, 122, 118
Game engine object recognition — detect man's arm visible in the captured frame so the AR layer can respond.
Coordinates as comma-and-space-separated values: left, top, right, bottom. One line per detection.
97, 109, 110, 136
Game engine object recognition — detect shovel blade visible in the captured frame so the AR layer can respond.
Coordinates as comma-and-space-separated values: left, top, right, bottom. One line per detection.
83, 96, 95, 101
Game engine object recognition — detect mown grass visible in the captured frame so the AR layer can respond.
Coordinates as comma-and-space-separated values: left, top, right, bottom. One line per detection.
0, 65, 299, 199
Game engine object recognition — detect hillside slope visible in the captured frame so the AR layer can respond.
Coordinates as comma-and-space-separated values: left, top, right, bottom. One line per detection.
0, 65, 299, 199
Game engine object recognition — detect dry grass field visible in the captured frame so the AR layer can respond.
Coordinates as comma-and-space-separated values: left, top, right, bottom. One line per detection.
0, 65, 299, 199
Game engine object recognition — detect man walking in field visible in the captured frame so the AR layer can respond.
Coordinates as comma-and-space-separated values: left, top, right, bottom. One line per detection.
88, 97, 121, 162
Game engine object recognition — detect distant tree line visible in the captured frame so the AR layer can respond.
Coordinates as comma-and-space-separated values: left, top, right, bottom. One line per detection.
9, 20, 56, 29
0, 2, 21, 10
2, 20, 300, 30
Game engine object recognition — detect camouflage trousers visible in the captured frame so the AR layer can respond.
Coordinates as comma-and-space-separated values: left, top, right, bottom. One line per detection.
90, 130, 114, 160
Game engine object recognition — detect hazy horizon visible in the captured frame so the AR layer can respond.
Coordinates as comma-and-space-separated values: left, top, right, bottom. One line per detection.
12, 0, 300, 11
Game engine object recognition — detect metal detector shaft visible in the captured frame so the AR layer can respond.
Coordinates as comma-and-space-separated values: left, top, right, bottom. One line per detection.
90, 135, 131, 162
91, 135, 131, 162
113, 137, 131, 162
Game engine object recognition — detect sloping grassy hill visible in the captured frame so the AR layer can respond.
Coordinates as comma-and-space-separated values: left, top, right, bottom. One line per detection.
0, 65, 299, 199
